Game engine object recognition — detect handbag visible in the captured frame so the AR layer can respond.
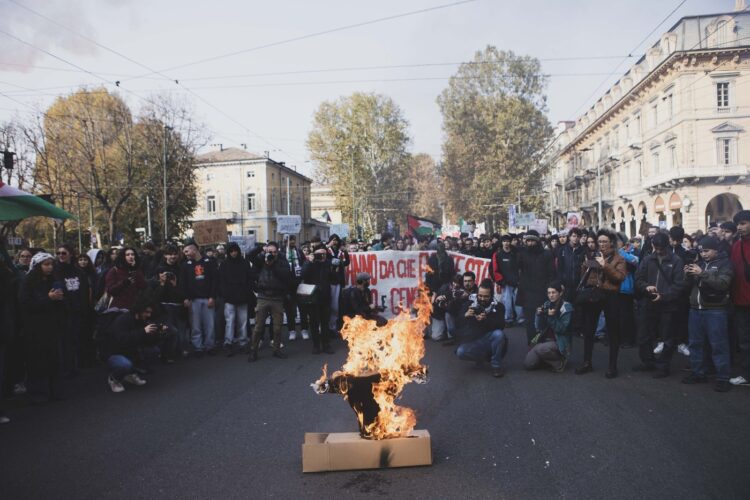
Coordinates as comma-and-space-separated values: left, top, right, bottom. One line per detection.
575, 267, 604, 305
296, 283, 317, 305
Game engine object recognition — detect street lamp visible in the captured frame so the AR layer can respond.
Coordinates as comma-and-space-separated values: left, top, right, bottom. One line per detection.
163, 124, 172, 241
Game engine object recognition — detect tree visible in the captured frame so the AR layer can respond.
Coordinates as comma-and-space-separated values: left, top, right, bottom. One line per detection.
307, 92, 411, 238
405, 153, 443, 222
437, 46, 553, 228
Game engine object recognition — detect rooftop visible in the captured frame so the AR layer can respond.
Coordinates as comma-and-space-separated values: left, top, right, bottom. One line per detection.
195, 147, 266, 164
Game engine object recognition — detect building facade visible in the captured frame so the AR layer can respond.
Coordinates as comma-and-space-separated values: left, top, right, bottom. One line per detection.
310, 183, 343, 224
192, 147, 327, 243
543, 8, 750, 236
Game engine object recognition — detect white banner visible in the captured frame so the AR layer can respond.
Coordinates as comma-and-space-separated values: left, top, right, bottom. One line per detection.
277, 215, 302, 234
344, 250, 492, 318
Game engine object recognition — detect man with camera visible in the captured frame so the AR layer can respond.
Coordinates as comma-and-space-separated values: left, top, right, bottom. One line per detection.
340, 272, 387, 325
248, 241, 292, 362
301, 246, 334, 354
100, 298, 175, 393
454, 279, 507, 378
634, 232, 688, 378
180, 241, 219, 356
152, 245, 185, 359
682, 237, 734, 392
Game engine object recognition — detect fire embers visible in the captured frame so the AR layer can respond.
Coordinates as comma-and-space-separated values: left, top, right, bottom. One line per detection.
311, 285, 431, 440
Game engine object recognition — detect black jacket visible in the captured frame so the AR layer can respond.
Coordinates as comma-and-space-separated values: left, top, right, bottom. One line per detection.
426, 254, 455, 294
18, 273, 65, 349
517, 245, 555, 308
302, 258, 332, 306
218, 254, 254, 304
151, 262, 185, 304
491, 248, 519, 287
256, 255, 292, 301
53, 261, 89, 312
180, 256, 218, 300
688, 253, 734, 309
557, 244, 586, 289
635, 252, 687, 309
328, 247, 350, 286
456, 295, 505, 342
340, 286, 375, 319
100, 311, 151, 359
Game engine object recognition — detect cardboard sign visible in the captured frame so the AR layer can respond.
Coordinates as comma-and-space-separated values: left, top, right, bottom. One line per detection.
529, 219, 548, 235
192, 219, 228, 246
277, 215, 302, 235
345, 250, 491, 318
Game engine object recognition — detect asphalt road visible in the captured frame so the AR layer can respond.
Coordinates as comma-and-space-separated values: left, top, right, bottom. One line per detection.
2, 326, 749, 500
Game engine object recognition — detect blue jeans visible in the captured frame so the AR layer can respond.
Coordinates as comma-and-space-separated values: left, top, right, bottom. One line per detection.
501, 286, 523, 323
456, 329, 508, 369
107, 354, 134, 381
688, 308, 730, 381
190, 298, 215, 351
445, 312, 457, 339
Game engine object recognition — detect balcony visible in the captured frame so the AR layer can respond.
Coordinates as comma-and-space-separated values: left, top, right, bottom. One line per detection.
201, 211, 239, 221
643, 164, 749, 192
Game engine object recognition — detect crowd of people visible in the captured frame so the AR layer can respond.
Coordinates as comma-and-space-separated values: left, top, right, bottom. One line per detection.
0, 210, 748, 424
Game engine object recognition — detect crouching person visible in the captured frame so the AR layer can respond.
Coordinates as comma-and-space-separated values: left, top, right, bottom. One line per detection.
100, 298, 175, 393
525, 281, 573, 373
455, 279, 508, 378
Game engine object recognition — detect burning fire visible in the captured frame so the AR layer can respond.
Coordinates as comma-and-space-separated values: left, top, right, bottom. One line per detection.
312, 282, 432, 440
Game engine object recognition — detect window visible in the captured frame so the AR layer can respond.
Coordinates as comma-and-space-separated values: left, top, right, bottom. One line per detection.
271, 191, 276, 212
634, 114, 641, 137
668, 146, 676, 170
717, 82, 729, 110
652, 152, 660, 175
666, 93, 674, 119
716, 20, 728, 47
634, 160, 642, 184
718, 138, 735, 165
246, 170, 255, 178
651, 102, 658, 128
247, 229, 256, 236
246, 193, 256, 211
207, 195, 216, 214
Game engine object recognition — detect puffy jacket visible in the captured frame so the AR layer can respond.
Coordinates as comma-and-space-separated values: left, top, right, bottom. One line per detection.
618, 247, 639, 295
635, 252, 688, 308
688, 254, 733, 309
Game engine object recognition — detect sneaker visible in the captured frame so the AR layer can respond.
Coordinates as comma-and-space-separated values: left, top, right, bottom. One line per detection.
301, 330, 310, 340
288, 331, 297, 341
123, 373, 147, 386
681, 374, 708, 384
12, 383, 26, 396
653, 342, 664, 354
715, 380, 732, 392
108, 376, 125, 393
677, 343, 690, 357
0, 414, 9, 424
729, 375, 749, 386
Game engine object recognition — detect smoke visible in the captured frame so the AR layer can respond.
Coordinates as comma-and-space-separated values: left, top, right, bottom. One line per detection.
0, 0, 131, 73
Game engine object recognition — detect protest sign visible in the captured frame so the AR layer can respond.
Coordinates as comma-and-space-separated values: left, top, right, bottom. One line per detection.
192, 219, 227, 246
515, 212, 536, 226
566, 212, 581, 229
529, 219, 548, 235
229, 234, 257, 254
344, 250, 491, 318
277, 215, 302, 234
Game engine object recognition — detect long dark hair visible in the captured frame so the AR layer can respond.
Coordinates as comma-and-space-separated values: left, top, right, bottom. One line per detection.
115, 246, 140, 269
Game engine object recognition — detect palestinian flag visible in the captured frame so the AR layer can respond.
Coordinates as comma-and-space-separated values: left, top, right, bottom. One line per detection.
407, 215, 441, 237
0, 180, 73, 221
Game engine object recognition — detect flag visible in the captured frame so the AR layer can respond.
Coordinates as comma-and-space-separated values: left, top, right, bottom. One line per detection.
321, 210, 332, 223
407, 215, 441, 237
0, 180, 73, 221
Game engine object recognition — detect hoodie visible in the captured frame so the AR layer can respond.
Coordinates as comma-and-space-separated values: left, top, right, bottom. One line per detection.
218, 243, 254, 304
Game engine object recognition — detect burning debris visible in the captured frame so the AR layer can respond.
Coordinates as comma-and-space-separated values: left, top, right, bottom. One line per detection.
311, 284, 431, 440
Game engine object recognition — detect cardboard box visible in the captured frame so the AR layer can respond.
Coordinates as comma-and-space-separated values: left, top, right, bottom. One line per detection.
302, 430, 432, 473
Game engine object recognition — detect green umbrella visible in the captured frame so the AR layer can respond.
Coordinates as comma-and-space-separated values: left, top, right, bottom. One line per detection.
0, 180, 74, 221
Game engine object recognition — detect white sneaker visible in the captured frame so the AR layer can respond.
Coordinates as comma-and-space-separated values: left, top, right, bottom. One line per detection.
653, 342, 664, 354
12, 383, 26, 396
301, 329, 310, 340
108, 376, 125, 393
288, 331, 297, 341
677, 343, 690, 356
123, 373, 147, 386
729, 376, 749, 386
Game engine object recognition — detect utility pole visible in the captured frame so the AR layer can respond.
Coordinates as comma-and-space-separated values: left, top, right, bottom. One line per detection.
286, 176, 291, 215
162, 125, 171, 242
76, 193, 82, 253
146, 194, 153, 240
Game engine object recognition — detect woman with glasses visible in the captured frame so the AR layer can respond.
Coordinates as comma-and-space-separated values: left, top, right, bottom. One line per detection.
574, 230, 627, 378
15, 248, 32, 273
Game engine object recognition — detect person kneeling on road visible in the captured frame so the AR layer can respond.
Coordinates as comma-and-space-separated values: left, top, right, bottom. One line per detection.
454, 279, 508, 378
100, 298, 175, 393
525, 281, 573, 373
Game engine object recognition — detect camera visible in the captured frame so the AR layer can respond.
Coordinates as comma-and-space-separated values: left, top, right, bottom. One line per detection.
265, 253, 275, 263
470, 305, 484, 315
164, 271, 175, 280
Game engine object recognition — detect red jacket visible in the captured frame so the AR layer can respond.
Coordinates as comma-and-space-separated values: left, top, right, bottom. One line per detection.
731, 236, 750, 306
105, 266, 147, 310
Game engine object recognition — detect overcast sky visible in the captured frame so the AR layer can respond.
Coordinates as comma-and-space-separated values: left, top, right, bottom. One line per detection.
0, 0, 729, 177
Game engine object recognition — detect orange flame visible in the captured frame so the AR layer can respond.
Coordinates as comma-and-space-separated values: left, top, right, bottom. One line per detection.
324, 278, 432, 440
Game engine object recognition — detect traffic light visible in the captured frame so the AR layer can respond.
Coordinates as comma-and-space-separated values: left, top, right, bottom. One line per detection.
2, 150, 14, 171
